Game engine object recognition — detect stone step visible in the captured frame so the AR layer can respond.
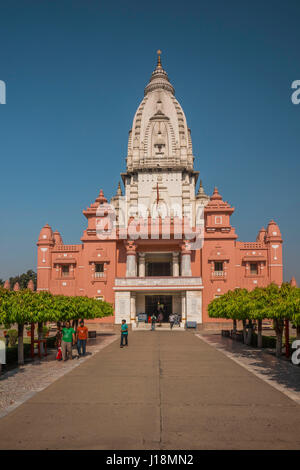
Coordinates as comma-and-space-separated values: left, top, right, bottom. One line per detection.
132, 323, 185, 331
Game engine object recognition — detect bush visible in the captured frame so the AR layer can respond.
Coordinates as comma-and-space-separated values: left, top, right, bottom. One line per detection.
46, 335, 56, 349
251, 332, 277, 348
5, 343, 31, 364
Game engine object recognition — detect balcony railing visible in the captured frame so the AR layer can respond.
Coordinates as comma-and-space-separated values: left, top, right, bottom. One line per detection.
212, 271, 226, 277
94, 272, 105, 278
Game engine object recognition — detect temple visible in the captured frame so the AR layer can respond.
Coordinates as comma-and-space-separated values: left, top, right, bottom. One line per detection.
37, 52, 283, 328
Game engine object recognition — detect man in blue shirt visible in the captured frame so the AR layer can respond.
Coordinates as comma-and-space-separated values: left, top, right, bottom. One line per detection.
120, 319, 128, 348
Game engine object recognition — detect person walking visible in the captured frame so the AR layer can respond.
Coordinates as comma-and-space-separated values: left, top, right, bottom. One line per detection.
169, 313, 175, 330
158, 312, 163, 326
120, 319, 128, 348
76, 320, 88, 357
151, 313, 157, 331
61, 321, 75, 361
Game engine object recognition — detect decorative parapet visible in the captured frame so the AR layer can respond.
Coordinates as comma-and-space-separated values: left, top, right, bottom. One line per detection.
238, 242, 265, 249
115, 277, 202, 287
52, 245, 80, 252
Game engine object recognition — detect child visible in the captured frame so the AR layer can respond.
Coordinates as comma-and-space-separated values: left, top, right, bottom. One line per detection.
120, 319, 128, 348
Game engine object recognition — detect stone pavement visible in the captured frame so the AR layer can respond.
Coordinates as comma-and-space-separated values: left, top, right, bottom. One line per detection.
0, 334, 117, 416
198, 333, 300, 405
1, 331, 300, 450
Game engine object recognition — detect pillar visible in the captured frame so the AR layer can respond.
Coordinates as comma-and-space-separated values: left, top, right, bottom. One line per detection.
139, 253, 145, 277
172, 252, 180, 277
125, 241, 137, 277
181, 292, 186, 322
181, 241, 192, 276
130, 292, 137, 323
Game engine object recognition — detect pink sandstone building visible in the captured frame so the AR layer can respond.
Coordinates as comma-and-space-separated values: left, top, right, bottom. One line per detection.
37, 53, 283, 328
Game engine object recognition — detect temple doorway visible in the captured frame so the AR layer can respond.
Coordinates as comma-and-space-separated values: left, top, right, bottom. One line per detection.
145, 295, 172, 322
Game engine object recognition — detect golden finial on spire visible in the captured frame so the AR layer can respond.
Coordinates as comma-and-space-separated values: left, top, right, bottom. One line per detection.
157, 49, 162, 67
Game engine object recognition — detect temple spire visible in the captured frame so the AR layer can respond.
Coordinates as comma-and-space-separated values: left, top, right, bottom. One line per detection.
157, 49, 162, 68
144, 50, 174, 96
117, 181, 122, 196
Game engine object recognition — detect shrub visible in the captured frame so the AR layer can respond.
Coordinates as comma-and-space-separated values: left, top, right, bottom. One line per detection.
251, 332, 277, 349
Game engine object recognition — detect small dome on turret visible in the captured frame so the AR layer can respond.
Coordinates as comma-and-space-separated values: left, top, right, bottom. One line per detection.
3, 280, 10, 289
266, 220, 282, 238
38, 223, 53, 241
13, 282, 20, 291
210, 187, 223, 201
256, 227, 267, 242
196, 180, 209, 204
53, 230, 63, 245
95, 189, 108, 205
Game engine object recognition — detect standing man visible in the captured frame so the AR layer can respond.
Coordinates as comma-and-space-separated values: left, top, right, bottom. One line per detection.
61, 321, 75, 361
120, 319, 128, 348
169, 313, 175, 330
77, 320, 88, 357
151, 313, 157, 331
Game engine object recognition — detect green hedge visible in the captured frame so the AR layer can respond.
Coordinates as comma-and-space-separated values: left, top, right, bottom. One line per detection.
251, 333, 277, 348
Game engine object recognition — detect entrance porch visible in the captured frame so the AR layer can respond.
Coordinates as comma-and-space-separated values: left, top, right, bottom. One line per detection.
114, 277, 203, 327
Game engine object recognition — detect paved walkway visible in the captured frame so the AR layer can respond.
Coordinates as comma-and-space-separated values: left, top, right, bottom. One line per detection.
1, 332, 300, 449
199, 334, 300, 405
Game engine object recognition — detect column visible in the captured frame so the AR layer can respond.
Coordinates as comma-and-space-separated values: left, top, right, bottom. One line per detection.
130, 292, 137, 324
181, 292, 186, 323
181, 241, 192, 276
172, 252, 180, 277
139, 253, 145, 277
125, 241, 137, 277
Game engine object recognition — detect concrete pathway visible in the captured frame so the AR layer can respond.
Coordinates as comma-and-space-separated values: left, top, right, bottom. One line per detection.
0, 332, 300, 449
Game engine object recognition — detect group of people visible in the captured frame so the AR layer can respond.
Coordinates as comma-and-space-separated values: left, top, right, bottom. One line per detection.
150, 312, 181, 330
55, 320, 89, 361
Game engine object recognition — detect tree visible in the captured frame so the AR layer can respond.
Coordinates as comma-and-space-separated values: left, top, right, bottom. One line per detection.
0, 289, 113, 367
290, 287, 300, 340
8, 270, 37, 291
249, 287, 269, 348
208, 288, 252, 341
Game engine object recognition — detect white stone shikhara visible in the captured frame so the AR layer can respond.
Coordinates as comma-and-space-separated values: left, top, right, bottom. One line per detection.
114, 55, 209, 226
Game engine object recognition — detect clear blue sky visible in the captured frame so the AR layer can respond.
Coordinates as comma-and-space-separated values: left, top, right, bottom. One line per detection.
0, 0, 299, 283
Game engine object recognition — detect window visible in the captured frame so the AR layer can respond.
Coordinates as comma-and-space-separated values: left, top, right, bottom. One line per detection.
62, 265, 69, 277
95, 263, 104, 278
250, 263, 258, 275
96, 296, 104, 301
214, 262, 223, 272
215, 216, 222, 225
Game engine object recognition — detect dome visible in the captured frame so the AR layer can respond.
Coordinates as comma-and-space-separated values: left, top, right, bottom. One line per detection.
37, 223, 54, 245
53, 230, 63, 245
256, 227, 267, 242
127, 51, 194, 171
266, 220, 282, 239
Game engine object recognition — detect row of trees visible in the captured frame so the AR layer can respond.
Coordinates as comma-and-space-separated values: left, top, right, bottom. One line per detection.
208, 283, 300, 357
0, 288, 113, 366
0, 270, 37, 290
